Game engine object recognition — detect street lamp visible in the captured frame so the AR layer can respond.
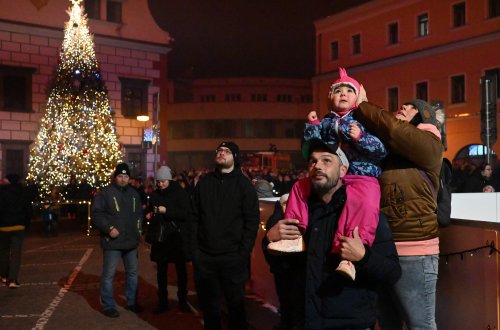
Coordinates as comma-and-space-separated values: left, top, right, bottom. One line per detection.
136, 115, 149, 122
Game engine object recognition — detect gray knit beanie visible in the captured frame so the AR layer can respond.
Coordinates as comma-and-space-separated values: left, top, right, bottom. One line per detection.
156, 166, 172, 181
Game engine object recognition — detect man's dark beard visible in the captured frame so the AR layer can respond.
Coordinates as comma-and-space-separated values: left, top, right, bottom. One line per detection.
311, 174, 339, 196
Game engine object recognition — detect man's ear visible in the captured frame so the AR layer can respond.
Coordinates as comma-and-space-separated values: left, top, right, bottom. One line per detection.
339, 165, 348, 177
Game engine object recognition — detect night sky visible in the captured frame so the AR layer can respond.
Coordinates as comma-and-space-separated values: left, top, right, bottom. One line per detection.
147, 0, 371, 79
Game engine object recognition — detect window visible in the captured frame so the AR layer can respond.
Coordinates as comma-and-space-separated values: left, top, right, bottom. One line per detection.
485, 68, 500, 99
416, 81, 429, 101
489, 0, 500, 18
388, 23, 399, 45
451, 75, 465, 103
251, 94, 267, 102
330, 41, 339, 60
388, 87, 399, 113
453, 2, 466, 27
352, 34, 361, 54
277, 94, 292, 103
3, 146, 29, 178
85, 0, 101, 19
119, 78, 149, 119
417, 13, 429, 37
224, 94, 241, 102
126, 148, 146, 178
200, 95, 215, 102
106, 1, 122, 23
300, 95, 312, 103
0, 65, 34, 112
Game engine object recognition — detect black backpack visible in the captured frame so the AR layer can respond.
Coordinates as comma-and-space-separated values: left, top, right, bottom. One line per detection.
419, 158, 452, 227
436, 158, 452, 227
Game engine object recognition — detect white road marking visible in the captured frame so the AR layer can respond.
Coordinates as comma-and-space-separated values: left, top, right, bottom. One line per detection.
32, 248, 93, 330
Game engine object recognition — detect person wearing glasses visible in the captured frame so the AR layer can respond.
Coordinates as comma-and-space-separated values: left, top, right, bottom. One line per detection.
191, 141, 260, 330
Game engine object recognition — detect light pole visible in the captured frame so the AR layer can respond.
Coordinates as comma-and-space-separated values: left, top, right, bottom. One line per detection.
152, 92, 160, 180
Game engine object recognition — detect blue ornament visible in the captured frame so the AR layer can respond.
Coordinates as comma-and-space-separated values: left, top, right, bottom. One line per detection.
74, 69, 81, 75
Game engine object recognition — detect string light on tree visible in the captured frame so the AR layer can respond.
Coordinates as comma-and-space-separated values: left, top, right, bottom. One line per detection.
27, 0, 122, 200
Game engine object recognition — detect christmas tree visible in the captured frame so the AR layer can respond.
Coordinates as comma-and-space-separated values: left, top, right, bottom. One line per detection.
27, 0, 122, 200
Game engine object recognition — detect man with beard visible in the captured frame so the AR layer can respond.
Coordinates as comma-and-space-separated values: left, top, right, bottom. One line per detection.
191, 141, 260, 330
265, 138, 401, 329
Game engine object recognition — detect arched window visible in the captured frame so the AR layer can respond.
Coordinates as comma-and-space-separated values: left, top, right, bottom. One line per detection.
454, 144, 497, 167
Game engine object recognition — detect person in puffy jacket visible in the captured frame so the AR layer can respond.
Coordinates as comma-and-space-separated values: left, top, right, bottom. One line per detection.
355, 88, 443, 330
91, 163, 143, 318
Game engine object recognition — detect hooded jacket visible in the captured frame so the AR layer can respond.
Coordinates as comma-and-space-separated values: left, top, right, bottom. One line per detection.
91, 183, 143, 250
356, 101, 443, 242
192, 168, 260, 256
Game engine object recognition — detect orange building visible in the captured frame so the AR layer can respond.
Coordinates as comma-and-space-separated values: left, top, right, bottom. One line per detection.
314, 0, 500, 162
162, 77, 312, 170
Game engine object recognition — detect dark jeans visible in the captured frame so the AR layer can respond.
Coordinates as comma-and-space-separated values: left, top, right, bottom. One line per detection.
157, 260, 188, 306
194, 250, 249, 330
273, 272, 304, 330
0, 230, 25, 281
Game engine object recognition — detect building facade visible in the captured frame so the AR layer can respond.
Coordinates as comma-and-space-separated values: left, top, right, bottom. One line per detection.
314, 0, 500, 162
162, 77, 312, 170
0, 0, 170, 179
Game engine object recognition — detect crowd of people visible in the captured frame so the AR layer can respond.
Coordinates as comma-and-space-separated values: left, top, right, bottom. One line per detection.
2, 66, 500, 329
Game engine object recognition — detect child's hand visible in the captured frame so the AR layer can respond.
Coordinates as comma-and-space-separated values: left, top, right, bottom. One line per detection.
307, 111, 318, 122
349, 123, 361, 141
355, 84, 368, 106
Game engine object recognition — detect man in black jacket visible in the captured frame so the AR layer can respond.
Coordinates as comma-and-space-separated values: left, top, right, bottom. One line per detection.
266, 138, 401, 329
192, 141, 260, 330
91, 163, 143, 318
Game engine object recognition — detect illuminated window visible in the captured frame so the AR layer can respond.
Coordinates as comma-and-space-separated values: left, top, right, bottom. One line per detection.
418, 13, 429, 37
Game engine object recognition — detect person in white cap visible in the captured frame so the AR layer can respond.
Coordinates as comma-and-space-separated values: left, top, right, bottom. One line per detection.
264, 139, 401, 329
268, 68, 387, 282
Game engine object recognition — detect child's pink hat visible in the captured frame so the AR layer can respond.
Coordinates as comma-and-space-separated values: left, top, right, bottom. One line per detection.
328, 67, 360, 99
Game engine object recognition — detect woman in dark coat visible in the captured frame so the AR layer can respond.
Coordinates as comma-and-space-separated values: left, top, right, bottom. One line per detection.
147, 166, 192, 313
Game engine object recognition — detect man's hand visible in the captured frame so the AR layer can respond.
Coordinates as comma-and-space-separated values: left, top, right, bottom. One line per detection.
307, 111, 318, 122
109, 227, 120, 238
338, 227, 366, 262
355, 85, 368, 107
266, 219, 301, 242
